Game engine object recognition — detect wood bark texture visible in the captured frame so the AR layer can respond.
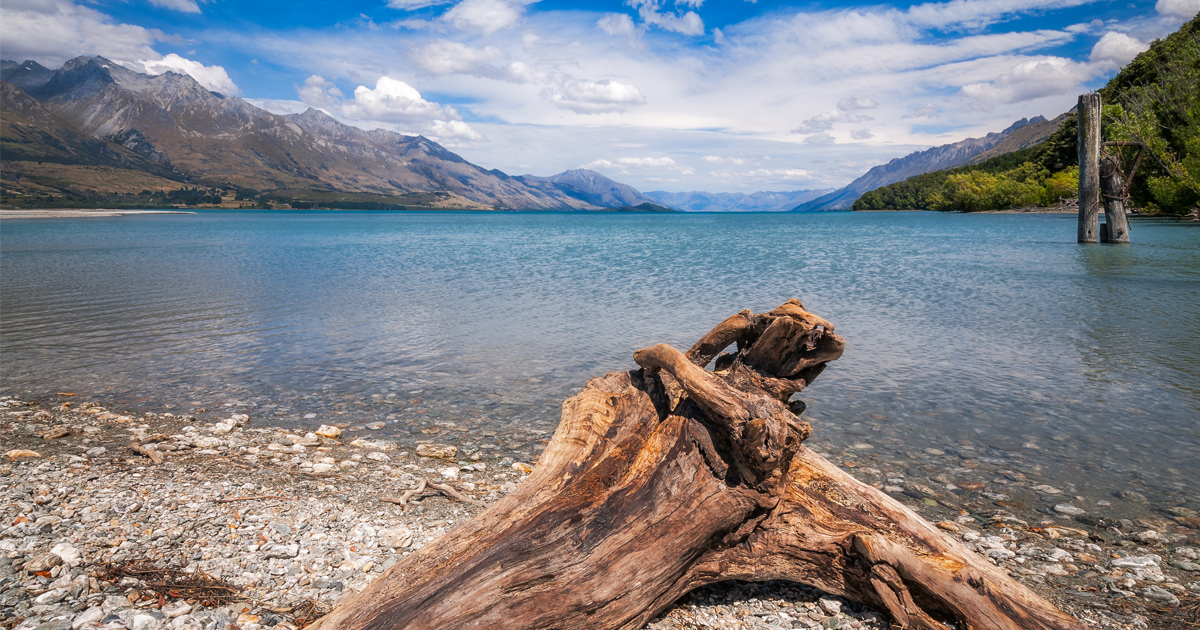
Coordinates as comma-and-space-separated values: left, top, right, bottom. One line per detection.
1078, 92, 1102, 244
308, 300, 1087, 630
1100, 154, 1131, 244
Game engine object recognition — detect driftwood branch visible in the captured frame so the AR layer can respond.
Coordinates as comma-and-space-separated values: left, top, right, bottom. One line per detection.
308, 300, 1085, 630
380, 477, 487, 508
127, 442, 163, 465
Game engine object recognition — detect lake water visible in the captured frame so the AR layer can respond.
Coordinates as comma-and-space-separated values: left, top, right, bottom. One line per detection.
2, 210, 1198, 516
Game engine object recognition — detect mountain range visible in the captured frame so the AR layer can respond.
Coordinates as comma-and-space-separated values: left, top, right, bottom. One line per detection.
0, 56, 662, 211
3, 55, 1063, 213
642, 189, 830, 212
791, 115, 1066, 211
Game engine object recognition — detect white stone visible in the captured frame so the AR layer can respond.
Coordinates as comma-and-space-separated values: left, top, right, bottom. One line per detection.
818, 598, 842, 614
131, 613, 161, 630
315, 425, 342, 439
72, 607, 105, 629
50, 542, 82, 567
367, 452, 390, 462
380, 526, 413, 549
1053, 504, 1085, 516
437, 466, 459, 480
265, 544, 299, 559
311, 463, 335, 473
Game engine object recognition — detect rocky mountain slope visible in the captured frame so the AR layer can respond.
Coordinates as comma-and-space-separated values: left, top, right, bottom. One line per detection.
792, 116, 1062, 211
1, 56, 643, 210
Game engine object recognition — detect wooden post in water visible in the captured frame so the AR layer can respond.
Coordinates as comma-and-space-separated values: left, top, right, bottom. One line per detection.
1099, 155, 1131, 243
1077, 93, 1101, 243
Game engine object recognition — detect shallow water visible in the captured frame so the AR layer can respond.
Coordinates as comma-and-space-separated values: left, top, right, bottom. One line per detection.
2, 210, 1198, 513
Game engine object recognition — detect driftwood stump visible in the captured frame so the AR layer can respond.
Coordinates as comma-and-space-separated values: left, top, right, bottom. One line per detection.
309, 300, 1085, 630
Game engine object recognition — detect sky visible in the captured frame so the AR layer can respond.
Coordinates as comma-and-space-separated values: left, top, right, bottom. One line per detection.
2, 0, 1197, 192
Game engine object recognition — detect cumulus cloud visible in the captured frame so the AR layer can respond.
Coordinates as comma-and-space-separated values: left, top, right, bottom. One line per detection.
837, 96, 878, 110
409, 40, 537, 82
429, 119, 483, 141
628, 0, 705, 35
147, 0, 200, 13
1155, 0, 1200, 19
0, 0, 165, 67
342, 76, 459, 122
1089, 31, 1149, 69
598, 13, 638, 37
297, 75, 344, 109
790, 109, 873, 134
443, 0, 528, 35
131, 53, 240, 94
544, 78, 647, 113
959, 56, 1087, 105
851, 129, 874, 140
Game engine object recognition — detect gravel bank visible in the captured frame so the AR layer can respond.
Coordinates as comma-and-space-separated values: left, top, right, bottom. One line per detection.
1, 395, 1197, 630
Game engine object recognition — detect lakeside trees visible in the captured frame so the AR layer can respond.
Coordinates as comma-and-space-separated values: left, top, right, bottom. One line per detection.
854, 15, 1198, 215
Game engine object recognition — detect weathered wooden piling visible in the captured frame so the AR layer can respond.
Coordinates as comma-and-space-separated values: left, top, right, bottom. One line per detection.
1099, 154, 1131, 243
1077, 93, 1101, 243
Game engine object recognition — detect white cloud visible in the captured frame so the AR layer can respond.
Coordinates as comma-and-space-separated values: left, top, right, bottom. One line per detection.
628, 0, 705, 35
905, 0, 1099, 31
703, 155, 748, 165
430, 119, 483, 141
443, 0, 527, 35
148, 0, 200, 13
297, 75, 344, 109
544, 78, 647, 113
0, 0, 165, 67
851, 129, 874, 140
903, 103, 939, 119
409, 40, 537, 82
802, 133, 835, 144
584, 156, 693, 174
598, 13, 638, 37
1155, 0, 1200, 19
387, 0, 454, 9
959, 56, 1088, 105
837, 96, 878, 110
743, 168, 811, 179
342, 76, 458, 122
1089, 32, 1149, 69
132, 53, 239, 94
790, 110, 874, 134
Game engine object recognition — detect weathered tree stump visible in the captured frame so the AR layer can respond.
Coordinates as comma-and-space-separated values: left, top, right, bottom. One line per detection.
308, 301, 1086, 630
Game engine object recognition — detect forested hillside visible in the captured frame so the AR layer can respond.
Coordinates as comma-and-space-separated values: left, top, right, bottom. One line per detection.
855, 15, 1199, 215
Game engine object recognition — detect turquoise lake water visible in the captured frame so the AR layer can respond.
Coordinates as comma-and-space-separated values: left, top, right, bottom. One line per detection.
2, 210, 1198, 512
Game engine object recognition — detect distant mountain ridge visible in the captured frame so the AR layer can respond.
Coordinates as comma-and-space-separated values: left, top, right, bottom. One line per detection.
642, 189, 830, 212
0, 56, 656, 210
792, 115, 1064, 211
514, 169, 658, 207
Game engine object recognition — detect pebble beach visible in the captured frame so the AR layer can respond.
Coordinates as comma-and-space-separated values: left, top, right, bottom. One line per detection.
1, 395, 1198, 630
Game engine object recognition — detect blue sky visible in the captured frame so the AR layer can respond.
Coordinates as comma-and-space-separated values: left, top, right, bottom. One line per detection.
2, 0, 1197, 192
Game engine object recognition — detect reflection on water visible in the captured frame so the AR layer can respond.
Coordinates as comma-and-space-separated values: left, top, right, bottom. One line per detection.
1, 210, 1198, 511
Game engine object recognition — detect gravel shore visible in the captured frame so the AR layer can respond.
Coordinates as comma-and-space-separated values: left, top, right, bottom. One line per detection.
1, 395, 1197, 630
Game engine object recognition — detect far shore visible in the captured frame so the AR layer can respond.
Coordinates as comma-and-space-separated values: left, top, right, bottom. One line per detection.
855, 206, 1076, 214
0, 209, 197, 219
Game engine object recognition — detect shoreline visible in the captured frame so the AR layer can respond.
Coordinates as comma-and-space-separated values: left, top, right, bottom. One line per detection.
1, 394, 1196, 629
0, 210, 197, 219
